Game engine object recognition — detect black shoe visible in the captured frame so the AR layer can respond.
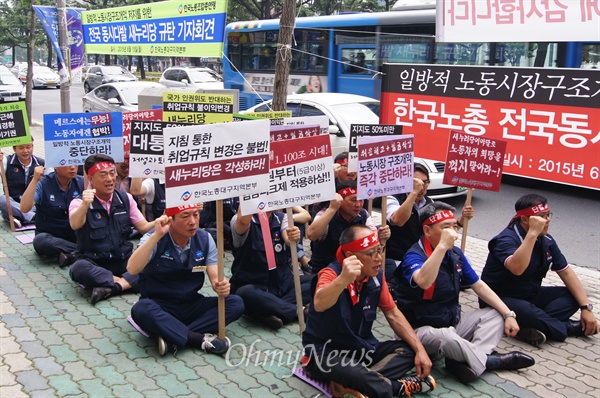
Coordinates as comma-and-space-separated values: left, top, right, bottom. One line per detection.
90, 287, 112, 305
566, 320, 585, 337
243, 314, 284, 330
445, 357, 478, 384
300, 263, 312, 275
491, 351, 535, 370
516, 328, 546, 346
58, 252, 76, 268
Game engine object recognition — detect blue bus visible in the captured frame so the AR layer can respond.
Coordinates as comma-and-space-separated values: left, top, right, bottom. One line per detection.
223, 6, 599, 110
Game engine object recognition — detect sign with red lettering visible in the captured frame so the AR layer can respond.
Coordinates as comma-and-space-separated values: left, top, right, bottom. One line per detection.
443, 130, 507, 192
380, 64, 600, 190
437, 0, 599, 42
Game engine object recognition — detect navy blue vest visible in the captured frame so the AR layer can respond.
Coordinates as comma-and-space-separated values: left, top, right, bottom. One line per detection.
139, 229, 211, 302
394, 239, 463, 329
5, 154, 44, 201
149, 179, 166, 220
303, 262, 382, 356
35, 173, 83, 241
75, 189, 133, 261
231, 212, 293, 296
387, 193, 433, 262
310, 209, 369, 273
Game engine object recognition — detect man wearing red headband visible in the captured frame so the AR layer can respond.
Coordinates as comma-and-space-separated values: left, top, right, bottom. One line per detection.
307, 180, 391, 276
394, 202, 534, 383
303, 225, 436, 397
127, 205, 244, 356
482, 193, 598, 346
68, 154, 156, 305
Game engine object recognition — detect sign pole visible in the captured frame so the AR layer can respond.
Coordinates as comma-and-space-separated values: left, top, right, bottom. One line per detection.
460, 188, 473, 252
216, 200, 226, 339
380, 196, 387, 271
286, 207, 305, 334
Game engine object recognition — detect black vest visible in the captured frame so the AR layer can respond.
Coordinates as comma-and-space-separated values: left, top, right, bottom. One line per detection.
231, 212, 293, 296
5, 154, 44, 201
149, 179, 166, 221
75, 189, 133, 261
387, 193, 433, 262
139, 229, 211, 302
310, 209, 369, 273
303, 262, 382, 356
35, 173, 83, 242
394, 239, 463, 329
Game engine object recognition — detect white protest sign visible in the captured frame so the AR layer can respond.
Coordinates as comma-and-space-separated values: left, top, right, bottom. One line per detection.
348, 124, 403, 172
239, 133, 336, 215
163, 119, 271, 208
357, 135, 414, 200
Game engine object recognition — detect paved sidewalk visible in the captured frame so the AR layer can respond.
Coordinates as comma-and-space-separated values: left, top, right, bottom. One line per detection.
1, 126, 598, 397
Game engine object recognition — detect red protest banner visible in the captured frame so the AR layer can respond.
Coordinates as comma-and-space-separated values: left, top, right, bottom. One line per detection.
443, 130, 507, 192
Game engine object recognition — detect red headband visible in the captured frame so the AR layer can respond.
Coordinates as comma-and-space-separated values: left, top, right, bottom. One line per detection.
335, 158, 348, 165
165, 204, 198, 217
338, 187, 357, 198
88, 162, 114, 176
516, 203, 549, 217
336, 232, 379, 264
423, 210, 455, 226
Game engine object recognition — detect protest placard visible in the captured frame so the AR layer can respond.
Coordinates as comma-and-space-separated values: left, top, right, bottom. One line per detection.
357, 135, 414, 200
348, 124, 403, 172
269, 124, 321, 142
444, 130, 507, 192
163, 119, 270, 208
163, 92, 234, 124
122, 109, 162, 153
239, 133, 335, 215
0, 102, 30, 148
43, 112, 124, 167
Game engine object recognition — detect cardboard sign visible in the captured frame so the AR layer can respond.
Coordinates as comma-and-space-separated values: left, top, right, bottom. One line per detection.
443, 130, 507, 192
357, 135, 414, 200
163, 119, 270, 207
162, 92, 234, 124
0, 102, 30, 148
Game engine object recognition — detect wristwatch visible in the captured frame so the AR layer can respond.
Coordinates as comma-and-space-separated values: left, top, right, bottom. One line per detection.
503, 310, 517, 320
580, 304, 593, 312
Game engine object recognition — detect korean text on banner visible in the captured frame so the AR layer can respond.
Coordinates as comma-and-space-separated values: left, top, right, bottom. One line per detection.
43, 112, 124, 168
163, 92, 234, 124
122, 109, 163, 153
348, 124, 403, 172
0, 102, 30, 149
443, 130, 507, 192
239, 133, 336, 215
357, 135, 414, 200
82, 0, 228, 57
379, 63, 600, 190
163, 119, 271, 208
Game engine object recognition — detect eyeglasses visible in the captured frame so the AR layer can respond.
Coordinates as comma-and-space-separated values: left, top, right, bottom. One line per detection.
359, 245, 386, 259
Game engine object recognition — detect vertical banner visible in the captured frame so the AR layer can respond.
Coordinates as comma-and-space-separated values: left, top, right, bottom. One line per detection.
357, 135, 414, 200
163, 119, 271, 208
443, 130, 507, 192
0, 102, 30, 148
43, 112, 124, 167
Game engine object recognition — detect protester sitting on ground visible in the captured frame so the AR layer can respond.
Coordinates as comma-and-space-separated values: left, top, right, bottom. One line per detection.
307, 180, 393, 279
68, 154, 155, 305
394, 202, 535, 384
0, 141, 47, 228
302, 224, 436, 397
19, 164, 83, 267
481, 193, 599, 346
386, 163, 474, 265
230, 207, 312, 330
199, 198, 239, 249
130, 177, 166, 222
127, 205, 245, 356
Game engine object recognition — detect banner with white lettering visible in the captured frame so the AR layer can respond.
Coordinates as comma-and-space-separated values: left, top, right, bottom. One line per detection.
163, 119, 270, 207
43, 112, 124, 167
380, 64, 600, 190
357, 135, 414, 200
239, 133, 335, 215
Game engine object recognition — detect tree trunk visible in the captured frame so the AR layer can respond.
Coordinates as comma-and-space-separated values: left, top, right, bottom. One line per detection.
104, 54, 110, 65
47, 37, 53, 67
146, 56, 152, 72
138, 56, 146, 79
271, 0, 296, 111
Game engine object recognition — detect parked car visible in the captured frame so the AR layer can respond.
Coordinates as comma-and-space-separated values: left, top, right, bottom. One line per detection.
10, 63, 28, 78
18, 66, 60, 88
245, 93, 467, 199
84, 65, 137, 93
159, 66, 223, 90
82, 81, 165, 113
0, 65, 25, 102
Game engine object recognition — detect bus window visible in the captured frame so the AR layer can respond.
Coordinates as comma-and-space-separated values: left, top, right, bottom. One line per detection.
435, 43, 490, 65
380, 42, 431, 64
581, 44, 599, 69
342, 49, 376, 74
494, 43, 558, 68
